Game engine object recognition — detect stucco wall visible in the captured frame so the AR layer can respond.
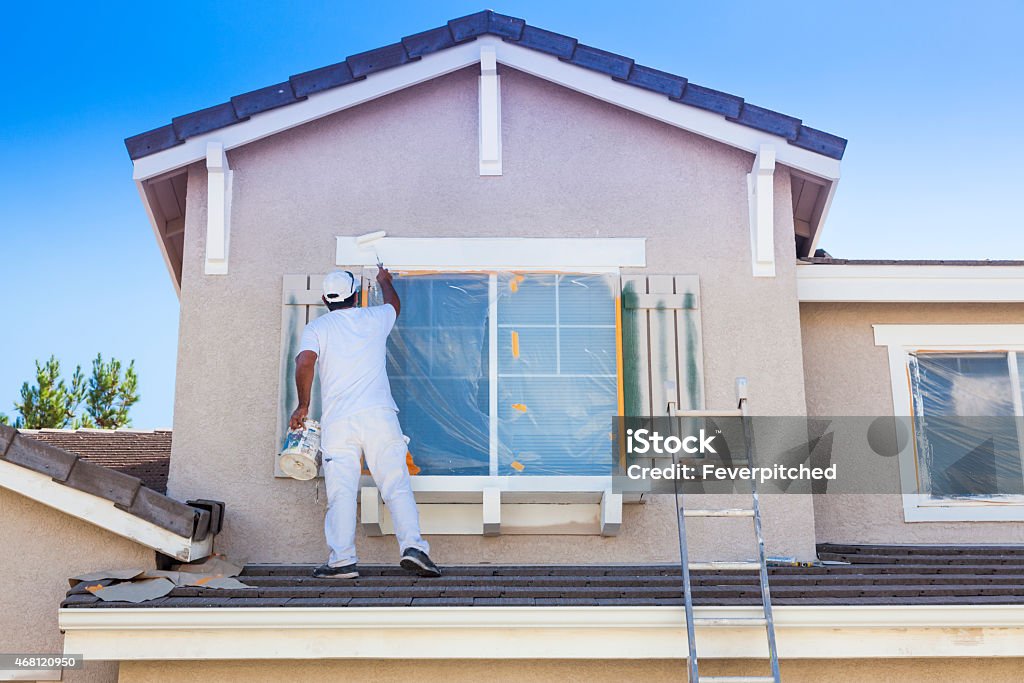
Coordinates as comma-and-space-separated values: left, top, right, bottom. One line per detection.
168, 65, 816, 563
801, 301, 1024, 544
0, 488, 155, 683
117, 658, 1024, 683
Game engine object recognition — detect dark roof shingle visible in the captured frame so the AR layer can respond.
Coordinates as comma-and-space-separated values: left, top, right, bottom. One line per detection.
19, 429, 171, 493
62, 544, 1024, 608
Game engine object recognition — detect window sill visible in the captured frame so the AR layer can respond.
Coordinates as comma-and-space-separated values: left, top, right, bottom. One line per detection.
903, 495, 1024, 522
359, 478, 623, 536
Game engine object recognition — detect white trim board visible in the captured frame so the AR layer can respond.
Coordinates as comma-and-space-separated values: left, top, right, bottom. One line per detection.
0, 459, 210, 562
873, 324, 1024, 522
336, 236, 646, 269
797, 264, 1024, 302
60, 604, 1024, 661
132, 37, 840, 184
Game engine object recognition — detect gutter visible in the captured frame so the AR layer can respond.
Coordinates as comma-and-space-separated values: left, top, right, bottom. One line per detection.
60, 604, 1024, 660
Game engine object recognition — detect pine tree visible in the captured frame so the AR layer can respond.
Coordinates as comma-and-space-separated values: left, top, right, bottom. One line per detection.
13, 356, 87, 429
84, 354, 140, 429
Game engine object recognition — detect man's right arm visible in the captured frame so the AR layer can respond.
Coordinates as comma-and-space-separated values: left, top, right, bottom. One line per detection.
376, 265, 401, 317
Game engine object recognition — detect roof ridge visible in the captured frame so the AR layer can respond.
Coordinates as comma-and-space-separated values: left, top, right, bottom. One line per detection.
125, 9, 846, 161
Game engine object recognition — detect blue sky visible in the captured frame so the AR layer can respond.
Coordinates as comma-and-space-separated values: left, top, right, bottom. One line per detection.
0, 1, 1021, 428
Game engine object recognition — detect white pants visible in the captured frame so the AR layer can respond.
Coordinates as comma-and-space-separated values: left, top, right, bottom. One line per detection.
321, 407, 428, 566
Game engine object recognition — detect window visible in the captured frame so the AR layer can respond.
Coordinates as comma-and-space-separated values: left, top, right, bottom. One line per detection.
377, 272, 618, 478
909, 352, 1024, 498
874, 324, 1024, 521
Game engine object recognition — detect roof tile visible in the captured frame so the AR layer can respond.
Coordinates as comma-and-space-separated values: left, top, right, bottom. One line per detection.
289, 61, 360, 98
171, 102, 244, 141
346, 42, 414, 79
673, 83, 743, 118
488, 11, 525, 40
728, 103, 802, 140
401, 26, 456, 58
63, 459, 142, 507
0, 424, 16, 457
448, 10, 490, 42
231, 82, 303, 118
115, 486, 197, 538
793, 124, 847, 160
513, 25, 578, 59
621, 64, 687, 98
3, 433, 79, 481
568, 44, 634, 80
124, 125, 181, 160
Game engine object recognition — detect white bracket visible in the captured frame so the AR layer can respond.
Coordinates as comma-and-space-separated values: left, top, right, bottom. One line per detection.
747, 144, 776, 277
478, 46, 502, 176
205, 141, 233, 275
359, 486, 383, 536
482, 487, 501, 536
600, 488, 622, 536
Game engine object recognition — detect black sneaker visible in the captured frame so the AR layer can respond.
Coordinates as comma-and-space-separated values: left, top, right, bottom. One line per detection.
312, 563, 359, 579
400, 548, 442, 577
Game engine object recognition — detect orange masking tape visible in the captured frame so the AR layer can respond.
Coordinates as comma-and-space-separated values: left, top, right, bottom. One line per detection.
511, 331, 520, 358
512, 403, 528, 413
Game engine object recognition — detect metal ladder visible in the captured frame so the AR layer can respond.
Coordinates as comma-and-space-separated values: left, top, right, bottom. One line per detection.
666, 377, 781, 683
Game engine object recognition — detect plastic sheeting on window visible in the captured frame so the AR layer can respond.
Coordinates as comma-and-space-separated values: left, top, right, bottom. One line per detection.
367, 271, 619, 477
909, 352, 1024, 498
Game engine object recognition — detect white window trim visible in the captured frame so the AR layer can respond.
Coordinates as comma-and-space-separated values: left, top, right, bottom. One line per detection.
874, 324, 1024, 522
337, 236, 646, 271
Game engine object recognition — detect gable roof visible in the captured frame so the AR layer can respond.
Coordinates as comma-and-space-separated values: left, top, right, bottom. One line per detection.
20, 428, 171, 493
0, 425, 216, 561
124, 10, 846, 162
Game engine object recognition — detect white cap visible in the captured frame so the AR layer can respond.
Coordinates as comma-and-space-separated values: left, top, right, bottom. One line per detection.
322, 270, 359, 302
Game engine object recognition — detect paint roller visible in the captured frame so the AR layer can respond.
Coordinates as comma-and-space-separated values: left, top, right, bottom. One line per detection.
356, 230, 387, 268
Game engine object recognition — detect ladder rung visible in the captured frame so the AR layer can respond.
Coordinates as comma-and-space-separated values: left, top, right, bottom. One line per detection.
688, 561, 761, 571
693, 617, 767, 627
683, 508, 755, 517
701, 677, 776, 683
671, 408, 743, 418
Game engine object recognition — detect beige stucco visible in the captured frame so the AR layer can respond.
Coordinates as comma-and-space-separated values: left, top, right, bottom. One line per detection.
0, 487, 155, 683
117, 657, 1024, 683
801, 301, 1024, 544
166, 64, 818, 564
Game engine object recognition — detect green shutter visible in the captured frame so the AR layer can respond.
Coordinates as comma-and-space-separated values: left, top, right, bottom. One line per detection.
620, 274, 704, 415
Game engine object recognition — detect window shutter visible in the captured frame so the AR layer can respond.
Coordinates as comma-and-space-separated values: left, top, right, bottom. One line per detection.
620, 275, 704, 415
276, 274, 328, 475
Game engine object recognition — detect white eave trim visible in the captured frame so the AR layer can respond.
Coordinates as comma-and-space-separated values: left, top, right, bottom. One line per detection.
0, 459, 210, 562
60, 604, 1024, 661
131, 37, 840, 184
797, 264, 1024, 302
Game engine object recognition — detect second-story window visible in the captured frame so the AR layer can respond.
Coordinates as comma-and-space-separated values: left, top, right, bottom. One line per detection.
380, 272, 618, 477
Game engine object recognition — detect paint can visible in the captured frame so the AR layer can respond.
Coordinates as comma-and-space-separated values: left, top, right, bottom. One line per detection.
280, 419, 322, 481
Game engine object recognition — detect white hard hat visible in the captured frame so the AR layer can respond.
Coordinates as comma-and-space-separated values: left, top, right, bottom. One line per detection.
322, 270, 359, 302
